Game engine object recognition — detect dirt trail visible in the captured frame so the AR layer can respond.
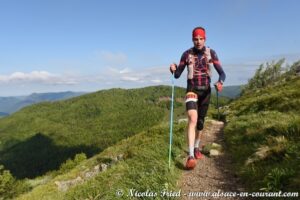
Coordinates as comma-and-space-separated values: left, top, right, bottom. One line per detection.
178, 120, 247, 200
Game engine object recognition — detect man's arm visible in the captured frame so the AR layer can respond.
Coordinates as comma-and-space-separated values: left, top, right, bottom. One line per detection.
173, 52, 187, 79
211, 49, 226, 83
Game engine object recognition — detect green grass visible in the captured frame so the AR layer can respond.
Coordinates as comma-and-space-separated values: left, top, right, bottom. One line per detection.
230, 77, 300, 116
224, 75, 300, 193
16, 123, 186, 200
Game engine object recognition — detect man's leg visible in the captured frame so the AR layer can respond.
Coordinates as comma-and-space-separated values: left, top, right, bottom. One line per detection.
194, 129, 204, 159
185, 92, 198, 169
195, 130, 203, 148
195, 118, 205, 149
187, 109, 197, 157
194, 88, 211, 159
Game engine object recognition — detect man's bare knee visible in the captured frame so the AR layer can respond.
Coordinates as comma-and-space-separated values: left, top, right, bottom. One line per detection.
188, 110, 197, 125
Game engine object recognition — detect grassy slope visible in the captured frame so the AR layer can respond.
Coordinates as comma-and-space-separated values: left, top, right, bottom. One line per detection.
16, 105, 225, 199
16, 123, 186, 200
224, 76, 300, 192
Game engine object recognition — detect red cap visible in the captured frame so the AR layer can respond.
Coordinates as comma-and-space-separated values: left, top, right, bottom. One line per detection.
193, 28, 206, 39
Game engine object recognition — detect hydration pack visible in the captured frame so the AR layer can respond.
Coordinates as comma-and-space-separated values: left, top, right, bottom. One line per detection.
187, 46, 213, 80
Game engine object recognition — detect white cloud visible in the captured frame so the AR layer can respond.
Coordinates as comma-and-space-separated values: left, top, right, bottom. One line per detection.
121, 76, 140, 82
119, 67, 131, 74
119, 66, 169, 83
151, 79, 162, 83
108, 67, 131, 74
96, 51, 127, 66
89, 65, 171, 86
0, 71, 78, 85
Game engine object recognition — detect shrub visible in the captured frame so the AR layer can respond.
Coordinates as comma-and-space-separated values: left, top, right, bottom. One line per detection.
0, 165, 30, 200
58, 153, 87, 174
262, 168, 295, 192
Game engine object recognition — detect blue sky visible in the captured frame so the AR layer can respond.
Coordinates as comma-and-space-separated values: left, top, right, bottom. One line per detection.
0, 0, 299, 96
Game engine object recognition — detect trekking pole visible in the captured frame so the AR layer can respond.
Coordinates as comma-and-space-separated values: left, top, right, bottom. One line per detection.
214, 84, 220, 120
168, 73, 175, 169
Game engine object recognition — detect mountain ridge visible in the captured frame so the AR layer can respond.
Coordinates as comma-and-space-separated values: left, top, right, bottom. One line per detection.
0, 85, 241, 116
0, 91, 85, 115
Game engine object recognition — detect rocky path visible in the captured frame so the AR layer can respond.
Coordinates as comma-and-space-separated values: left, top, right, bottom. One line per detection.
179, 120, 247, 200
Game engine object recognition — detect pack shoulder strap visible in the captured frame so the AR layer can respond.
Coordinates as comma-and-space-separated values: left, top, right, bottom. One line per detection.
188, 46, 211, 62
204, 47, 213, 77
204, 47, 212, 62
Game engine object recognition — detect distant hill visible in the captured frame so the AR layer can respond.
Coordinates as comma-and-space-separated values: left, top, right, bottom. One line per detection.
220, 85, 242, 99
0, 86, 187, 179
0, 112, 9, 117
0, 91, 85, 115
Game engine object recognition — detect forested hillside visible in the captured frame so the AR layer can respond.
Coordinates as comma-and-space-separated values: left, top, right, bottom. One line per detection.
0, 86, 187, 180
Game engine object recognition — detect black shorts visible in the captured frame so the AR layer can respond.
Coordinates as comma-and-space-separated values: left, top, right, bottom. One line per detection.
185, 86, 211, 130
